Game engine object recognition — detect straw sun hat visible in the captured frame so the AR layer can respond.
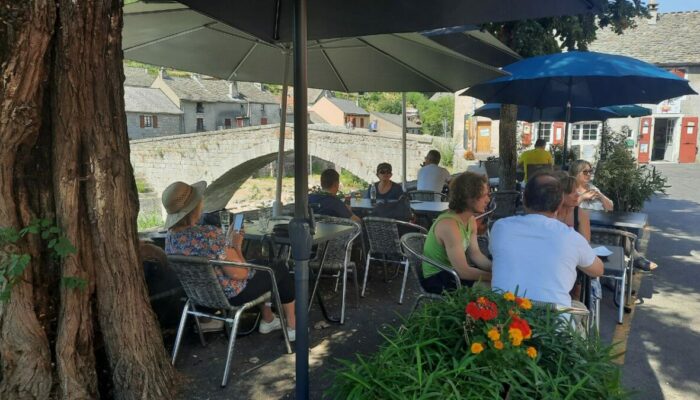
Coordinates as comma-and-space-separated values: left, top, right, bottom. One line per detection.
161, 181, 207, 229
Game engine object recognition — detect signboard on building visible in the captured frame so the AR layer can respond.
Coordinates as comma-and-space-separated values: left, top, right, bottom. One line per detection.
657, 96, 684, 114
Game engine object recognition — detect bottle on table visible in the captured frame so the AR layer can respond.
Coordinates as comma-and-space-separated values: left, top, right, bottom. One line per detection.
370, 183, 377, 205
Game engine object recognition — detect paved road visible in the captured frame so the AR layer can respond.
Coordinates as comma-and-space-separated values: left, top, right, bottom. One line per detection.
622, 163, 700, 399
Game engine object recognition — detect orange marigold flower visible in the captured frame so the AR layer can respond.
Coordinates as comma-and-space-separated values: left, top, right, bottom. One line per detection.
503, 292, 516, 301
527, 346, 538, 359
518, 298, 533, 310
510, 316, 532, 339
493, 340, 504, 350
509, 328, 523, 346
471, 342, 484, 354
487, 327, 500, 341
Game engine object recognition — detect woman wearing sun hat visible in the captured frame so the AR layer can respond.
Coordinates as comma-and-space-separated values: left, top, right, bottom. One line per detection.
162, 181, 296, 341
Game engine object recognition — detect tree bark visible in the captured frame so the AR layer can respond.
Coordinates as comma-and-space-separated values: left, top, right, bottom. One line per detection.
498, 104, 518, 191
0, 1, 176, 399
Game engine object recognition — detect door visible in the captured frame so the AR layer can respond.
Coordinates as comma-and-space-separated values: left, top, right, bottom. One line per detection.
679, 116, 698, 163
476, 121, 491, 153
637, 117, 652, 163
552, 122, 565, 145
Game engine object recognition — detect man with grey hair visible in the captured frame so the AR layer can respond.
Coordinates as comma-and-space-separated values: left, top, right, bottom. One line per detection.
490, 173, 604, 307
417, 150, 451, 195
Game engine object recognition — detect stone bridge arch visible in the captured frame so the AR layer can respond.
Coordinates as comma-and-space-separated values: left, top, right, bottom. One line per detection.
130, 124, 440, 210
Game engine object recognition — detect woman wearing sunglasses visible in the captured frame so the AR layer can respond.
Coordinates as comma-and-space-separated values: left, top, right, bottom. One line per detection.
366, 162, 404, 201
569, 160, 613, 211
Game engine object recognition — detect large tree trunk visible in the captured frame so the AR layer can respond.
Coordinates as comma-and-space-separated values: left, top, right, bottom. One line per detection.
498, 104, 518, 191
0, 2, 176, 399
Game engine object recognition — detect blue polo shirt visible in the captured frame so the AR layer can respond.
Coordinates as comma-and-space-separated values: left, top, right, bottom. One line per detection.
308, 192, 352, 219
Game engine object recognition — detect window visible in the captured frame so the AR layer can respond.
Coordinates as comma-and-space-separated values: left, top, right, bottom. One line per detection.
572, 123, 598, 141
196, 118, 205, 132
538, 123, 552, 142
261, 104, 266, 115
359, 118, 364, 128
224, 118, 232, 128
143, 115, 152, 127
196, 102, 204, 113
260, 117, 268, 125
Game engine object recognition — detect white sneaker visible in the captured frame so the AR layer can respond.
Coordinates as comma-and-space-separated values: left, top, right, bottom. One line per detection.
286, 328, 296, 342
258, 316, 282, 334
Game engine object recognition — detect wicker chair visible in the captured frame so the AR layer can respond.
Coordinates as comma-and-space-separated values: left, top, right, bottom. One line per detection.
309, 216, 362, 324
400, 233, 461, 313
590, 226, 637, 324
167, 256, 292, 387
406, 190, 447, 202
532, 299, 591, 338
362, 217, 427, 304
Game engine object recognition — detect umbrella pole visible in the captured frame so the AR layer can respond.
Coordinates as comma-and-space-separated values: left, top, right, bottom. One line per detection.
402, 92, 407, 190
289, 0, 311, 399
274, 51, 292, 217
562, 101, 571, 168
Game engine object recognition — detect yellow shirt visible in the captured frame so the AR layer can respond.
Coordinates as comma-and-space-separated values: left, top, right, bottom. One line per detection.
518, 148, 553, 181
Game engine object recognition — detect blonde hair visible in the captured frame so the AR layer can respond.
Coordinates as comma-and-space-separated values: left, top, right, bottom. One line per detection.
171, 201, 203, 230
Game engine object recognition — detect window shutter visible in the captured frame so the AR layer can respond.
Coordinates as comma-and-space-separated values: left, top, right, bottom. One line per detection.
152, 115, 158, 128
139, 115, 145, 128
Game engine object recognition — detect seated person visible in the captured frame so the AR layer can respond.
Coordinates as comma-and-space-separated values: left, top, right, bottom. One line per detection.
569, 159, 613, 211
162, 181, 297, 341
417, 150, 451, 196
490, 173, 604, 308
365, 162, 404, 201
308, 169, 360, 223
517, 138, 553, 182
421, 172, 492, 294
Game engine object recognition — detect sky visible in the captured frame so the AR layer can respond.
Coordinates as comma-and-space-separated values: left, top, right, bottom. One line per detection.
656, 0, 700, 12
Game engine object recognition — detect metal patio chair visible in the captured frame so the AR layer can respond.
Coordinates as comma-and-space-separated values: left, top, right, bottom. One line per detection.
532, 299, 591, 338
309, 216, 362, 324
168, 255, 292, 387
400, 233, 461, 313
407, 190, 448, 202
491, 190, 521, 219
590, 226, 638, 324
362, 217, 427, 304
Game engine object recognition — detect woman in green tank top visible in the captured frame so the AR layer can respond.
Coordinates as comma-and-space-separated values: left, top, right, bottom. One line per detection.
421, 172, 493, 294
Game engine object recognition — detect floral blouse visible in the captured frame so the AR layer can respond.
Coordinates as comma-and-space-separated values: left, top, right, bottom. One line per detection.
165, 224, 251, 298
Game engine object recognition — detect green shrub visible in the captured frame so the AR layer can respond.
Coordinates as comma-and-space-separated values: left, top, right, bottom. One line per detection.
328, 287, 627, 400
435, 140, 456, 168
340, 169, 368, 191
137, 212, 163, 231
594, 129, 668, 212
135, 178, 152, 193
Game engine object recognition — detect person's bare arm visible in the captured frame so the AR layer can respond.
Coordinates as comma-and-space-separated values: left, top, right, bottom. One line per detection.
222, 229, 250, 280
466, 216, 492, 271
578, 208, 591, 242
435, 219, 491, 281
595, 191, 614, 211
579, 257, 604, 277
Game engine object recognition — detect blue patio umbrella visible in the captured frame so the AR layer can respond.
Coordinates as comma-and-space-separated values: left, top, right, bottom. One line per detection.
600, 104, 652, 118
465, 51, 697, 165
474, 103, 619, 122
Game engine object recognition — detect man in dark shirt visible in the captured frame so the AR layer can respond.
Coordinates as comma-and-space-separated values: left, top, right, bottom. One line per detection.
308, 169, 360, 222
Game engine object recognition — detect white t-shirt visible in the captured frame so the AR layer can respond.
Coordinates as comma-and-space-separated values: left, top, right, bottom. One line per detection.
417, 164, 451, 194
489, 214, 596, 307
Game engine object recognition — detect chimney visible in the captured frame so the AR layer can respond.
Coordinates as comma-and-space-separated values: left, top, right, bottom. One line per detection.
647, 0, 659, 25
158, 67, 167, 80
228, 81, 237, 98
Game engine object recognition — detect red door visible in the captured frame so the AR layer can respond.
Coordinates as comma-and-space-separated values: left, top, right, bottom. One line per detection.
637, 117, 653, 164
679, 116, 698, 163
552, 122, 565, 145
521, 123, 532, 146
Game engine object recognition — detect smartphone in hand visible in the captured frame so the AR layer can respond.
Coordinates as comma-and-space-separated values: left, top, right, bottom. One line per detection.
232, 213, 244, 232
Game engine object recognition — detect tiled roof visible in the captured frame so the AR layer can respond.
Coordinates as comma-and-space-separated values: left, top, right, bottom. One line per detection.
124, 66, 155, 87
160, 75, 245, 103
124, 87, 183, 115
589, 11, 700, 66
326, 97, 369, 115
236, 81, 280, 104
370, 112, 420, 128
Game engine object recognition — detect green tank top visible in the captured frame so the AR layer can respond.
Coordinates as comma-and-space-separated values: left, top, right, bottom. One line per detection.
422, 212, 471, 279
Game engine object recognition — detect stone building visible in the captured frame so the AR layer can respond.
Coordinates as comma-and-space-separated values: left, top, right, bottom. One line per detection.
124, 86, 183, 139
369, 111, 421, 134
310, 97, 370, 128
236, 81, 282, 126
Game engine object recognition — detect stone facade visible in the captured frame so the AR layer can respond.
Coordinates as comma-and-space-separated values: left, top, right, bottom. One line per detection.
247, 102, 281, 126
126, 112, 182, 139
130, 124, 436, 205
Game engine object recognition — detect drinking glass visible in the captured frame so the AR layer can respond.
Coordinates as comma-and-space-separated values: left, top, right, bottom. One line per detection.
219, 210, 231, 233
258, 209, 270, 234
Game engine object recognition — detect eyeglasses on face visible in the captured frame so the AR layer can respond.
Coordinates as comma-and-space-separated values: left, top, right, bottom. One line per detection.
378, 170, 392, 175
581, 169, 594, 176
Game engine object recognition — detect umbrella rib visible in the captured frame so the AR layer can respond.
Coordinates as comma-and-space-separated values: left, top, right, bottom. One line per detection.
316, 43, 350, 92
356, 36, 452, 92
124, 24, 213, 52
227, 42, 259, 81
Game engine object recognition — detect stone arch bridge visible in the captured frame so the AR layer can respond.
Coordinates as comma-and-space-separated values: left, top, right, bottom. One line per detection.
130, 124, 446, 210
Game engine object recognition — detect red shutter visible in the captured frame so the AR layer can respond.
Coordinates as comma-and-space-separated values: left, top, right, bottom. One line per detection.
637, 117, 653, 164
669, 68, 686, 79
260, 117, 268, 125
552, 122, 565, 145
522, 123, 532, 146
225, 118, 231, 128
679, 116, 698, 163
139, 115, 145, 128
360, 118, 364, 128
152, 115, 158, 128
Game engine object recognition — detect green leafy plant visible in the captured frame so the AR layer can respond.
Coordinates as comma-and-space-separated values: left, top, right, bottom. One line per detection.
137, 212, 164, 231
135, 177, 152, 193
328, 286, 627, 399
1, 219, 78, 301
435, 140, 456, 168
550, 143, 577, 166
594, 128, 668, 212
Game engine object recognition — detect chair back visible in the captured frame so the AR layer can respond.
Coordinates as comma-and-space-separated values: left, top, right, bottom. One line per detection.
590, 226, 637, 257
314, 216, 362, 270
400, 233, 461, 291
167, 255, 234, 310
407, 190, 447, 202
364, 217, 426, 257
525, 163, 552, 180
491, 190, 521, 219
483, 159, 500, 178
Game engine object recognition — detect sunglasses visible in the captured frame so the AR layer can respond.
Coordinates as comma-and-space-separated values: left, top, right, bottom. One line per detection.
378, 170, 392, 175
581, 169, 594, 176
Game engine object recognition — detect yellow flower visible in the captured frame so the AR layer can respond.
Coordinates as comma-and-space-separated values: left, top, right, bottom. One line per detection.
471, 342, 484, 354
527, 346, 538, 359
503, 292, 516, 301
509, 328, 523, 346
493, 340, 504, 350
487, 327, 500, 341
519, 298, 533, 310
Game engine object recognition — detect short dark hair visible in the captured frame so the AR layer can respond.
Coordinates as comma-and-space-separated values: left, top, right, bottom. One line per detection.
426, 150, 441, 164
448, 172, 488, 213
320, 169, 340, 189
534, 139, 547, 148
523, 173, 562, 213
376, 162, 392, 174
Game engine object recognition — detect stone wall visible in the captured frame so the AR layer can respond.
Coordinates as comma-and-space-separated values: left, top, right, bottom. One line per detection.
126, 112, 182, 139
